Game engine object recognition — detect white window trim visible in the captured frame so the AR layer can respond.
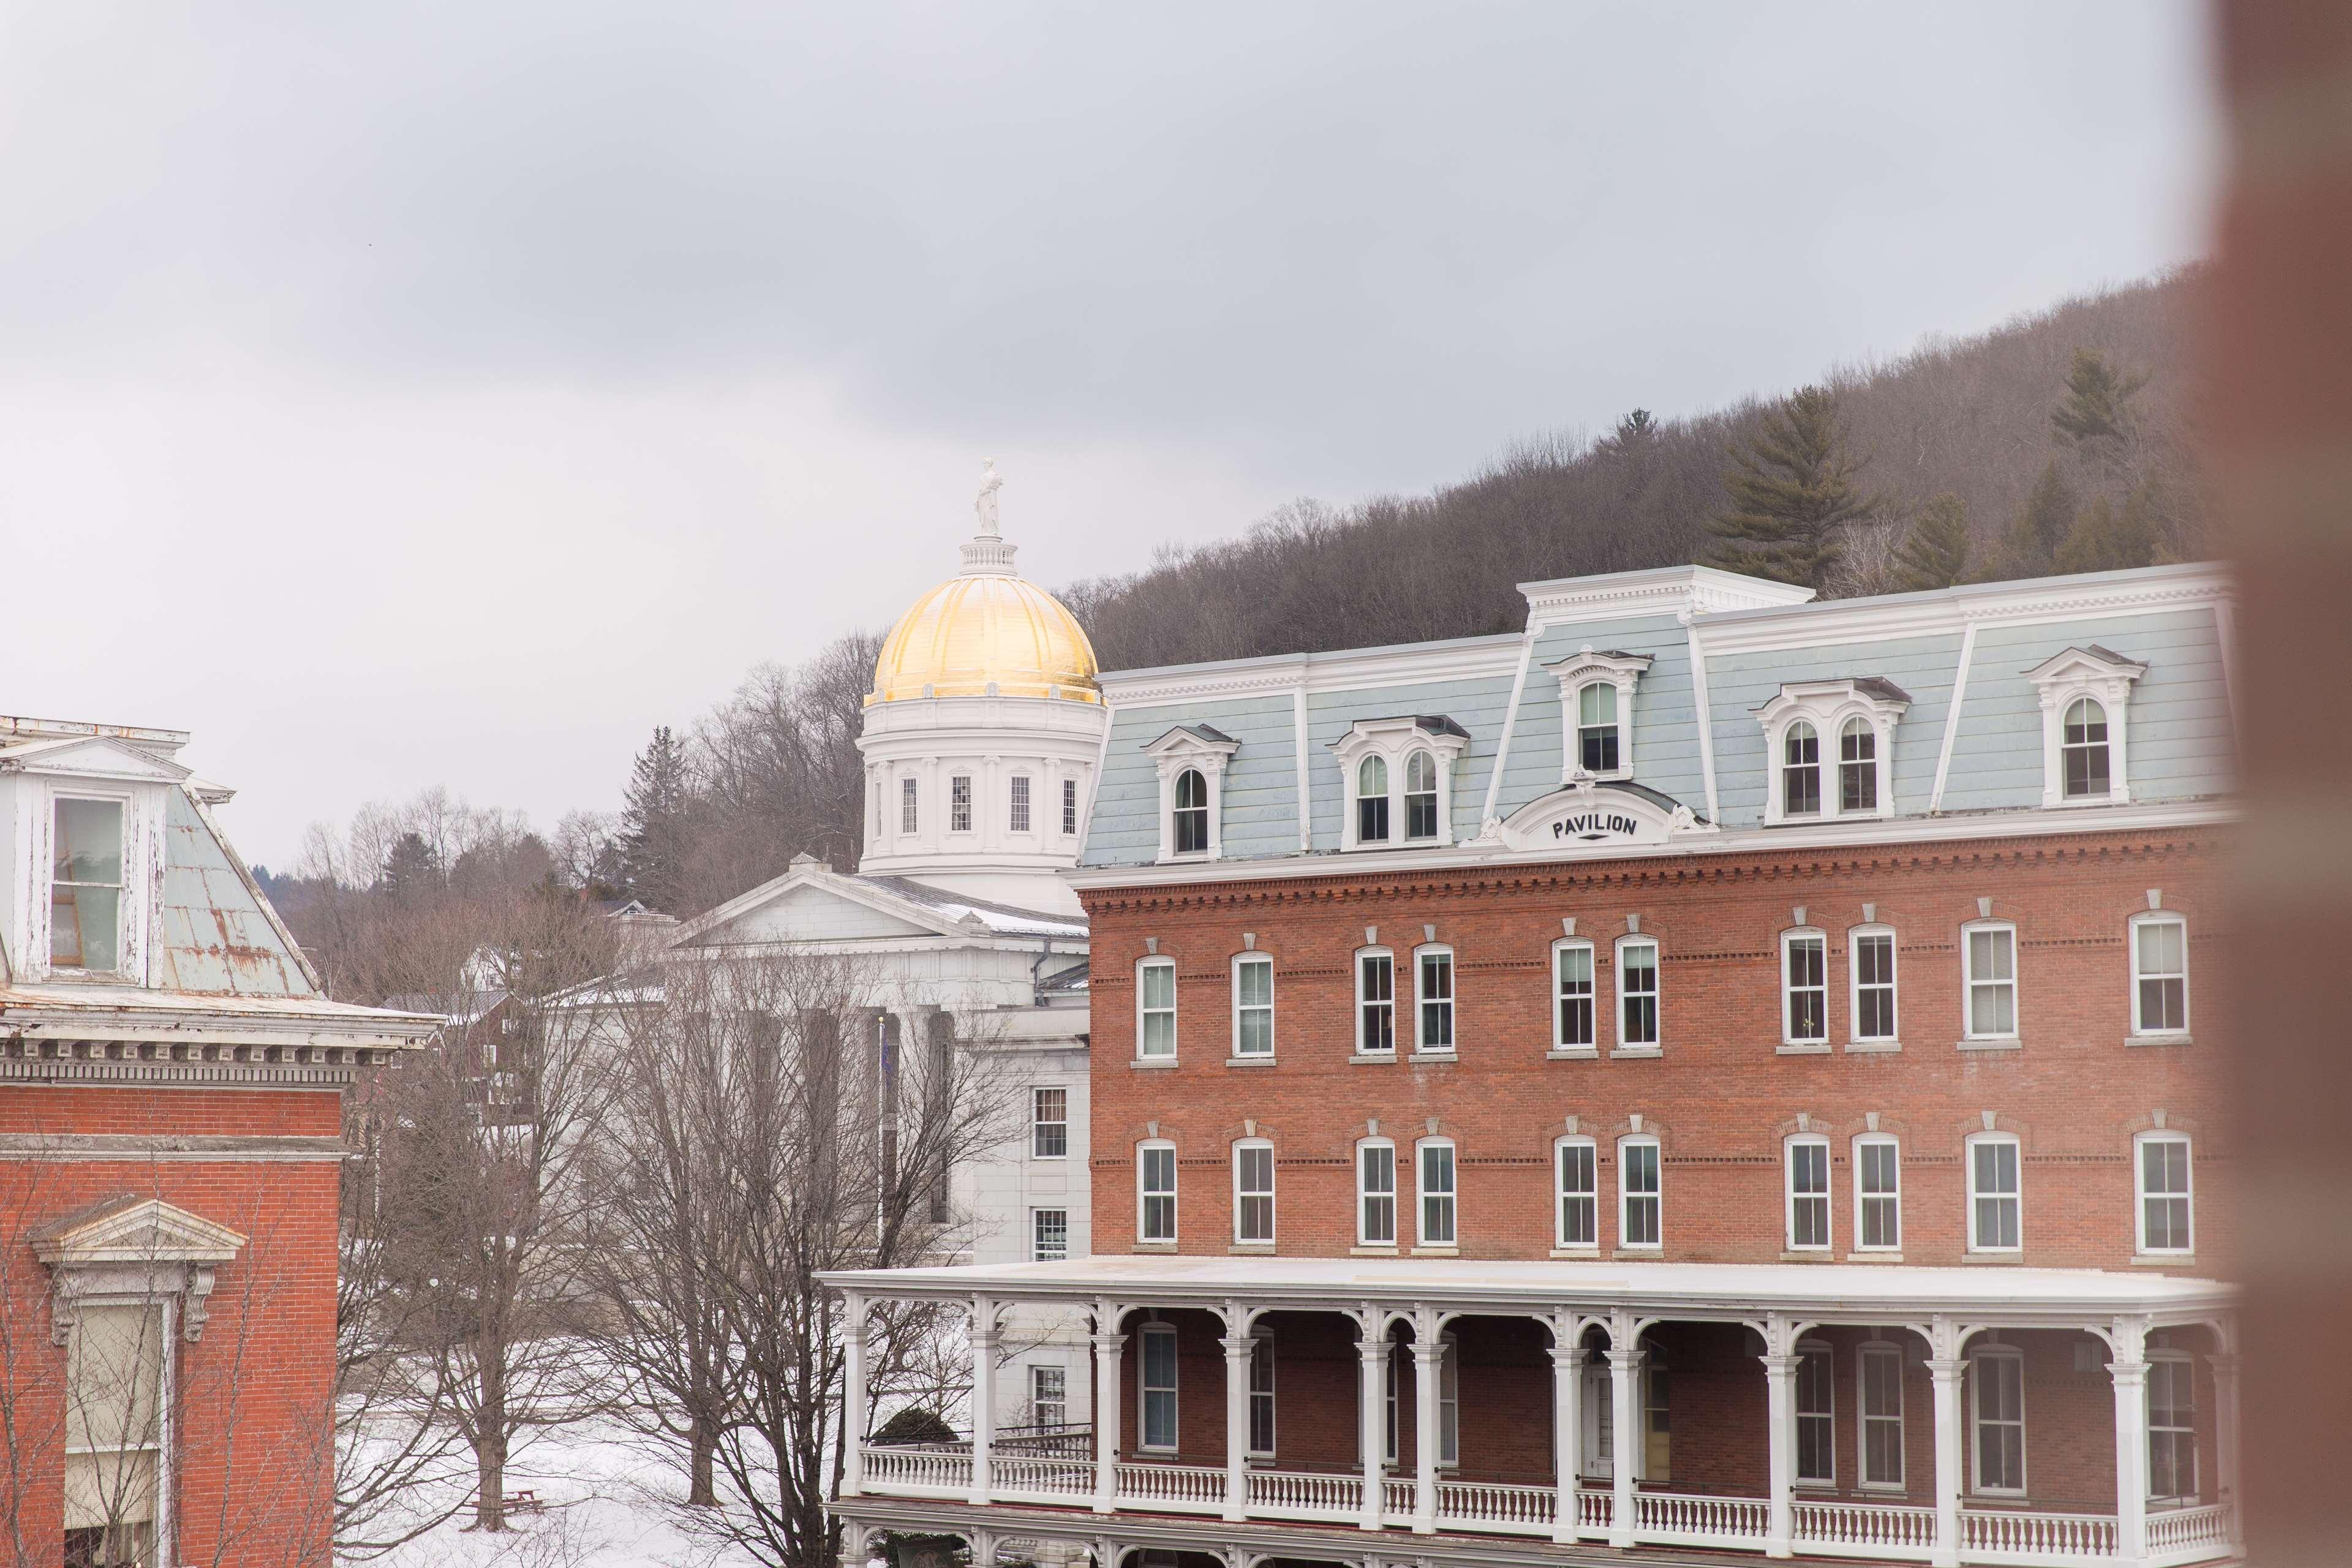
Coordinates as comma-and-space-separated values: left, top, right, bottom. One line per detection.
1248, 1329, 1277, 1458
1137, 1139, 1177, 1245
1031, 1205, 1069, 1262
2128, 911, 2191, 1039
1414, 1136, 1458, 1250
1614, 935, 1661, 1054
1968, 1344, 2028, 1497
1965, 1133, 2023, 1255
1795, 1338, 1837, 1488
1008, 772, 1034, 835
1847, 924, 1900, 1048
1144, 727, 1238, 863
1853, 1134, 1902, 1253
1785, 1134, 1832, 1253
1231, 952, 1276, 1060
1618, 1134, 1662, 1251
1960, 920, 2021, 1044
1332, 718, 1470, 851
1061, 775, 1081, 837
1437, 1332, 1461, 1468
1138, 1323, 1180, 1452
1029, 1362, 1068, 1428
1136, 957, 1178, 1061
1030, 1085, 1069, 1160
1412, 943, 1456, 1056
2026, 646, 2147, 808
899, 774, 921, 837
1857, 1340, 1907, 1493
2133, 1131, 2195, 1256
2147, 1350, 2199, 1503
1354, 948, 1396, 1056
949, 772, 975, 835
1781, 929, 1830, 1049
1756, 680, 1908, 826
1551, 937, 1597, 1055
1544, 645, 1653, 782
1355, 1138, 1398, 1248
1554, 1135, 1600, 1251
1232, 1138, 1276, 1246
37, 783, 157, 985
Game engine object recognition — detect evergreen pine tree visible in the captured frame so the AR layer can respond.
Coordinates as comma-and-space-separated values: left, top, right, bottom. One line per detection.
1705, 386, 1875, 588
2050, 348, 2150, 478
1989, 461, 2079, 578
620, 726, 696, 912
2054, 484, 2163, 575
377, 831, 442, 902
1891, 493, 1970, 592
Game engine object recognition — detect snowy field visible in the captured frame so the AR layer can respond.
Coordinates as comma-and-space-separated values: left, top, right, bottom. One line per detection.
357, 1420, 771, 1568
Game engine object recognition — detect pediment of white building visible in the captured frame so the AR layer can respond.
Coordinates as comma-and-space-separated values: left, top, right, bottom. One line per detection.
1489, 777, 1712, 854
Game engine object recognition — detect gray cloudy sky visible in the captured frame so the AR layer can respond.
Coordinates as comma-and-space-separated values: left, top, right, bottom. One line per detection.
0, 2, 2214, 869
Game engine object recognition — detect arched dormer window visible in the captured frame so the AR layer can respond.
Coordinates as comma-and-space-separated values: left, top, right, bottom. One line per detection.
2025, 645, 2146, 808
1142, 724, 1238, 862
1357, 756, 1390, 843
1544, 646, 1652, 781
1172, 768, 1209, 854
1404, 751, 1439, 840
1757, 679, 1910, 825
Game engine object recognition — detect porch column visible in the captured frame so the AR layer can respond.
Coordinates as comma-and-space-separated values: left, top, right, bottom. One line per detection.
841, 1292, 869, 1498
968, 1297, 998, 1507
2209, 1352, 2242, 1550
1549, 1336, 1584, 1545
1222, 1329, 1253, 1522
1760, 1349, 1798, 1559
1607, 1341, 1642, 1550
2110, 1336, 2151, 1568
1092, 1322, 1123, 1513
1357, 1331, 1385, 1531
1927, 1358, 1966, 1568
1411, 1335, 1442, 1533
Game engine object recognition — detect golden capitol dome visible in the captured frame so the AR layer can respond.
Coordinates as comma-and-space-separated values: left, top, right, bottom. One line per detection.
867, 462, 1102, 706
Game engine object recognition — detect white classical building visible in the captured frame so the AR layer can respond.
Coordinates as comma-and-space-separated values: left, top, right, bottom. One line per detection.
665, 466, 1106, 1436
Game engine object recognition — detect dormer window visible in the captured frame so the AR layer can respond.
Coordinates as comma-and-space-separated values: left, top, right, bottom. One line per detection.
1357, 756, 1390, 842
1332, 716, 1470, 851
1545, 647, 1652, 781
2024, 645, 2146, 807
1757, 678, 1910, 825
1143, 724, 1239, 862
51, 798, 124, 972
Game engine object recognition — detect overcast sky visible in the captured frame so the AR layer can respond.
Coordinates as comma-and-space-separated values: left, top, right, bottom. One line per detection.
0, 2, 2214, 869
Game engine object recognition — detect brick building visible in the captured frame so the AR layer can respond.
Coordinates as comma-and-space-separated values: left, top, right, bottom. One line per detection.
826, 562, 2239, 1568
0, 714, 432, 1566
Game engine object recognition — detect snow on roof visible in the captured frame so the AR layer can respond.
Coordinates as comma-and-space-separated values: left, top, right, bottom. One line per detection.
857, 875, 1087, 938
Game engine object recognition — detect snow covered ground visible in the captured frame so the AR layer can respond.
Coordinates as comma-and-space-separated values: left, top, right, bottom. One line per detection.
356, 1420, 771, 1568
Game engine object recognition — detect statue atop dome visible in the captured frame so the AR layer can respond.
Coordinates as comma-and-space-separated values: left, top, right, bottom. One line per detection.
974, 458, 1002, 538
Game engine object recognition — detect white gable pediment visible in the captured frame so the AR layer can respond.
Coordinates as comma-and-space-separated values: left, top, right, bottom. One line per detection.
32, 1196, 247, 1267
1492, 777, 1711, 854
703, 880, 946, 944
0, 734, 190, 785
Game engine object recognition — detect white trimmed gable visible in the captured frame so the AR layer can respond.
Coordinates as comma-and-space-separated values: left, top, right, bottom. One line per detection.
2026, 645, 2149, 807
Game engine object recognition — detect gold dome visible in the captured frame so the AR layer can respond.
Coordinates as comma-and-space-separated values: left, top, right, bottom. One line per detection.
869, 549, 1101, 706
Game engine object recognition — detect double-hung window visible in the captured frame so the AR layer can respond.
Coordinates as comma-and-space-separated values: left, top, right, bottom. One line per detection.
1796, 1341, 1835, 1485
2136, 1133, 2193, 1254
1970, 1347, 2026, 1494
1619, 1137, 1661, 1248
1031, 1087, 1068, 1158
1438, 1336, 1461, 1466
1839, 718, 1877, 812
50, 798, 125, 973
1964, 923, 2018, 1041
1357, 1141, 1397, 1246
1137, 1142, 1177, 1243
1783, 722, 1822, 816
1554, 940, 1595, 1050
1855, 1136, 1901, 1251
1030, 1364, 1068, 1429
1009, 774, 1032, 833
1356, 951, 1395, 1054
2063, 698, 2111, 799
1859, 1343, 1905, 1489
1787, 1137, 1831, 1251
1415, 947, 1454, 1053
64, 1301, 164, 1567
1556, 1137, 1598, 1248
1851, 928, 1898, 1044
900, 776, 919, 834
1404, 751, 1439, 840
2131, 914, 2188, 1036
1232, 955, 1274, 1057
1234, 1140, 1275, 1245
950, 774, 973, 833
1783, 932, 1828, 1046
1033, 1207, 1069, 1261
1967, 1135, 2021, 1253
1417, 1139, 1457, 1246
1137, 959, 1177, 1059
1248, 1334, 1276, 1456
1139, 1325, 1179, 1451
1356, 756, 1390, 843
1578, 683, 1620, 773
1172, 768, 1210, 854
1061, 777, 1080, 835
2148, 1355, 2198, 1501
1617, 937, 1660, 1049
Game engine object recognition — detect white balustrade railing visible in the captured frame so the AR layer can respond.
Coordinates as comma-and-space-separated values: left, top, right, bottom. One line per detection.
1382, 1475, 1417, 1521
1961, 1507, 2119, 1561
1433, 1477, 1555, 1533
1793, 1497, 1939, 1558
859, 1444, 971, 1494
985, 1453, 1093, 1499
2146, 1502, 2234, 1563
1245, 1468, 1362, 1521
1115, 1460, 1224, 1512
1577, 1485, 1613, 1532
1634, 1488, 1771, 1545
